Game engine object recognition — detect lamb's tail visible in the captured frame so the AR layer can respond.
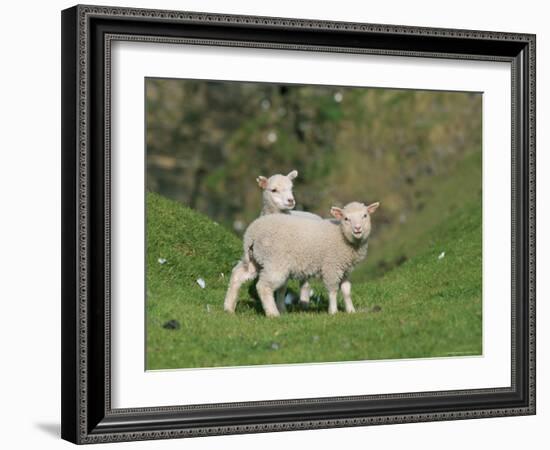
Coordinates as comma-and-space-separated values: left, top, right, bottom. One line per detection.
238, 234, 259, 282
242, 233, 254, 268
224, 233, 257, 313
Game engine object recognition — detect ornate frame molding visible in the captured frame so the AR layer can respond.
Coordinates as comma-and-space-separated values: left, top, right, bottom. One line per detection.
61, 4, 536, 444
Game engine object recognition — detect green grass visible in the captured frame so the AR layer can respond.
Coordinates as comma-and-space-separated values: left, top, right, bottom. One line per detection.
146, 154, 482, 369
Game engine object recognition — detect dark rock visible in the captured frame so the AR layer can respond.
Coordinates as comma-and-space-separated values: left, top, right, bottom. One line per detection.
162, 319, 181, 330
395, 254, 408, 266
371, 305, 382, 313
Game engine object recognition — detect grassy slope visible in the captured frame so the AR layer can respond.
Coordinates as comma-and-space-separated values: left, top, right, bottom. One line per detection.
354, 150, 482, 281
146, 154, 481, 369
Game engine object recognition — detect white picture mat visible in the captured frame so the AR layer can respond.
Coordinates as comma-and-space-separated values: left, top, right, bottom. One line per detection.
111, 41, 512, 409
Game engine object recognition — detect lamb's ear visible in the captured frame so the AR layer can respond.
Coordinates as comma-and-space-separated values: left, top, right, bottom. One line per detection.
287, 170, 298, 180
367, 202, 380, 214
256, 176, 268, 189
330, 206, 344, 220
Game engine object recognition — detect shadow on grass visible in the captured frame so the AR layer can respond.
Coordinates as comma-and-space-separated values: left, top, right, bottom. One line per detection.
240, 284, 330, 315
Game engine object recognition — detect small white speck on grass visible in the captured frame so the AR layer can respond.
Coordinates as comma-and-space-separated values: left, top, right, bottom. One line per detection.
266, 131, 277, 143
206, 304, 211, 313
271, 342, 280, 350
438, 252, 446, 260
284, 292, 295, 305
196, 278, 206, 289
158, 258, 167, 265
334, 91, 343, 103
220, 273, 225, 278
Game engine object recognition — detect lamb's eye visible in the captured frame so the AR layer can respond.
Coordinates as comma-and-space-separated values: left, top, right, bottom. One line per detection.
344, 217, 350, 221
271, 188, 278, 193
363, 214, 367, 218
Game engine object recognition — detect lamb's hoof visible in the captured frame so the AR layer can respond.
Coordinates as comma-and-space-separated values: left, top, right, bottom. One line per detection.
223, 307, 236, 314
328, 309, 338, 315
265, 310, 280, 318
346, 307, 356, 314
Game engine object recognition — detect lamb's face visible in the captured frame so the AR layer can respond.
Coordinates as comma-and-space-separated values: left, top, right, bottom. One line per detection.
331, 201, 380, 244
257, 170, 298, 212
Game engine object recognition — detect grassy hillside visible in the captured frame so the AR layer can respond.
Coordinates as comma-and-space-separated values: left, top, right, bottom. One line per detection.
146, 154, 482, 369
354, 150, 482, 281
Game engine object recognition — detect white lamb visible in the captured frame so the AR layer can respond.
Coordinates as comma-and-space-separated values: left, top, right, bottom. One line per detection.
257, 170, 321, 222
223, 170, 318, 313
224, 201, 380, 317
256, 170, 320, 307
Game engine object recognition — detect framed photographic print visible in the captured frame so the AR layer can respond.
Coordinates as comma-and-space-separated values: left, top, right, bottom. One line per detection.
61, 4, 536, 444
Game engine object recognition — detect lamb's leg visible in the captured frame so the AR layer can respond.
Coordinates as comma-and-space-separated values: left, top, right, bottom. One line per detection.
327, 288, 339, 315
299, 281, 311, 308
224, 260, 257, 313
256, 281, 279, 317
340, 279, 355, 313
275, 284, 288, 314
256, 271, 287, 317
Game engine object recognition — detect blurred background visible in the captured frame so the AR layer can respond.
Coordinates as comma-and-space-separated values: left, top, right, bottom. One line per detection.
146, 78, 482, 279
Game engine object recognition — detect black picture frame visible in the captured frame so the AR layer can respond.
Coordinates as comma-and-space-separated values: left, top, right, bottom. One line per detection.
61, 4, 536, 444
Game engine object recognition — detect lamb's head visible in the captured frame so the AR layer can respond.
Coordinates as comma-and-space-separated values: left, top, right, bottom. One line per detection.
256, 170, 298, 212
330, 201, 380, 244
